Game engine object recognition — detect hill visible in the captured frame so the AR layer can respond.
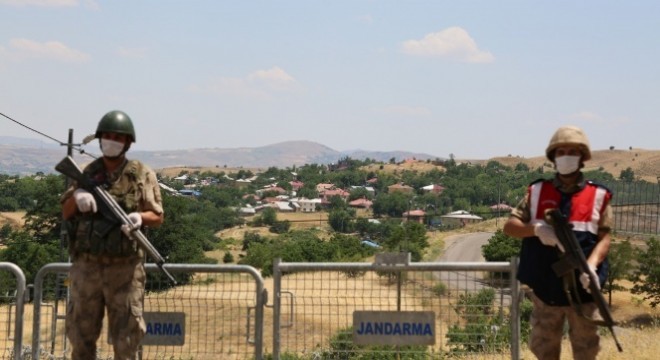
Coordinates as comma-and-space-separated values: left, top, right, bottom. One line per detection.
0, 138, 438, 175
472, 148, 660, 183
0, 136, 658, 182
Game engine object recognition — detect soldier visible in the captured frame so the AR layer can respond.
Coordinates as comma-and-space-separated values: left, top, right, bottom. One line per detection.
61, 110, 164, 360
503, 126, 613, 360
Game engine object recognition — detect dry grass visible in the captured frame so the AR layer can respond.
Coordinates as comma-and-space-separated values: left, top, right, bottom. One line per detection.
157, 165, 265, 178
2, 209, 659, 358
210, 214, 660, 358
358, 148, 660, 183
0, 211, 25, 228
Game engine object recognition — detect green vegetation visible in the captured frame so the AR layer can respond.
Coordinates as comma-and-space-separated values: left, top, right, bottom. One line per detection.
1, 157, 658, 308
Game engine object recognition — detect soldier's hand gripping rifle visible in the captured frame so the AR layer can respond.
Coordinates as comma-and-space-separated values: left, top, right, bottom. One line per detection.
56, 155, 177, 285
546, 209, 622, 352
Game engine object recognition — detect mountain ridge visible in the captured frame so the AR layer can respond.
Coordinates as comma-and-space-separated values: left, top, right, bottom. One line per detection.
1, 137, 658, 182
0, 137, 440, 175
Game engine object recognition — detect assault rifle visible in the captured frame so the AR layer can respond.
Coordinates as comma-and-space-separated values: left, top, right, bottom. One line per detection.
56, 155, 177, 285
546, 209, 622, 352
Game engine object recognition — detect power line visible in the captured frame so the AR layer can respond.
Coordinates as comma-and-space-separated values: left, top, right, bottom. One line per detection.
0, 112, 95, 157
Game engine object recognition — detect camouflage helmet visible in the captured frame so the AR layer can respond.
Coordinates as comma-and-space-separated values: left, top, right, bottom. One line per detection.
545, 125, 591, 162
95, 110, 136, 142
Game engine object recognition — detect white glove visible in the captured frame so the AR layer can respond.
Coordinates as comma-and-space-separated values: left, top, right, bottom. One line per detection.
73, 189, 97, 213
121, 212, 142, 238
580, 264, 599, 294
533, 223, 565, 252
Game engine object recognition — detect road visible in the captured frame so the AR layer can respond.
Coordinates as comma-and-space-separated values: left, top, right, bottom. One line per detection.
439, 232, 494, 262
432, 231, 513, 306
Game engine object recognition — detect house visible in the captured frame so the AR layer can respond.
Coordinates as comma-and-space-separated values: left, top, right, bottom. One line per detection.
348, 198, 373, 209
440, 210, 483, 227
490, 203, 512, 214
316, 183, 335, 193
402, 209, 426, 224
158, 182, 178, 195
178, 189, 201, 197
422, 184, 445, 195
274, 201, 295, 212
297, 198, 322, 212
321, 188, 350, 205
388, 183, 414, 194
290, 180, 304, 191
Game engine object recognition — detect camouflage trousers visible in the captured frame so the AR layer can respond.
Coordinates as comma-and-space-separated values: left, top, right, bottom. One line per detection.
66, 254, 146, 360
528, 292, 600, 360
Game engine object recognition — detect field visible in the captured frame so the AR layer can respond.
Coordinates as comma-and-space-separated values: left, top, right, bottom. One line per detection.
2, 207, 659, 358
213, 213, 660, 359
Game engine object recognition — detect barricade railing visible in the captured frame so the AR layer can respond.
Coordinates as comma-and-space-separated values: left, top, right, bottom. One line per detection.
0, 262, 26, 360
31, 263, 265, 360
272, 256, 521, 360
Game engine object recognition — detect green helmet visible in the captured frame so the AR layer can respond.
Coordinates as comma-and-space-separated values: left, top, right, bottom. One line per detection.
95, 110, 136, 142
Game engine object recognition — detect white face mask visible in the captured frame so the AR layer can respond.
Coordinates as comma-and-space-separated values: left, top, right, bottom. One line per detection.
100, 138, 126, 158
555, 155, 581, 175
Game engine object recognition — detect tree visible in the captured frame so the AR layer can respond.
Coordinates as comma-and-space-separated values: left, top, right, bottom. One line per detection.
328, 208, 355, 233
382, 221, 428, 261
605, 239, 635, 305
631, 237, 660, 307
619, 167, 635, 181
482, 230, 521, 262
260, 207, 277, 226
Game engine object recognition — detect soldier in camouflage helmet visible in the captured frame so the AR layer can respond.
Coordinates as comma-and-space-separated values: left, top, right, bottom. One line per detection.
61, 110, 164, 360
503, 126, 613, 360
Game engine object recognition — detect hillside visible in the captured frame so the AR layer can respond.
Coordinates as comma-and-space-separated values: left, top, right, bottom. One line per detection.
0, 138, 437, 175
0, 136, 658, 181
478, 148, 660, 183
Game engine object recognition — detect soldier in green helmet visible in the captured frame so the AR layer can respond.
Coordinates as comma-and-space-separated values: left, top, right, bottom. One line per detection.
61, 110, 164, 360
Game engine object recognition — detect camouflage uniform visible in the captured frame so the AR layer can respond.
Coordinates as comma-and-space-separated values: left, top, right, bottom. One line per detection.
511, 173, 612, 360
62, 158, 163, 360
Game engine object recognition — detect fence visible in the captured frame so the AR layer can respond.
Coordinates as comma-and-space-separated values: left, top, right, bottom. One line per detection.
29, 263, 265, 360
272, 256, 521, 359
0, 262, 26, 359
3, 257, 521, 360
604, 179, 660, 236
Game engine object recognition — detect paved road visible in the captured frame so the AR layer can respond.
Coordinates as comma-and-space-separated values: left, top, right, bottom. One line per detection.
433, 231, 513, 306
439, 232, 494, 262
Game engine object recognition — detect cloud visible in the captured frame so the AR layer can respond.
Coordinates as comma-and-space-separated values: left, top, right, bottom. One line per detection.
248, 66, 295, 83
401, 27, 494, 63
191, 66, 299, 99
7, 38, 90, 63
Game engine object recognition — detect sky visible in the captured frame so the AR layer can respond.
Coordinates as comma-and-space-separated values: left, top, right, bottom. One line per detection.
1, 1, 659, 160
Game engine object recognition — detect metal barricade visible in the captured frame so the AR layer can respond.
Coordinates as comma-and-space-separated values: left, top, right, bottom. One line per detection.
31, 263, 265, 360
272, 257, 520, 359
0, 262, 26, 360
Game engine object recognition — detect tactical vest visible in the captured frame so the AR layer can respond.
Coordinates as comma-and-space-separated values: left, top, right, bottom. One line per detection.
70, 158, 146, 258
517, 179, 612, 306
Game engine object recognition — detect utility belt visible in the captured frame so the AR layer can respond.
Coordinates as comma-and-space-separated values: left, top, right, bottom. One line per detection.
69, 217, 140, 257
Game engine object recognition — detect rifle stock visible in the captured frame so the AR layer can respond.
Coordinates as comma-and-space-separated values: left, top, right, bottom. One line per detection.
546, 209, 622, 352
56, 156, 177, 285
